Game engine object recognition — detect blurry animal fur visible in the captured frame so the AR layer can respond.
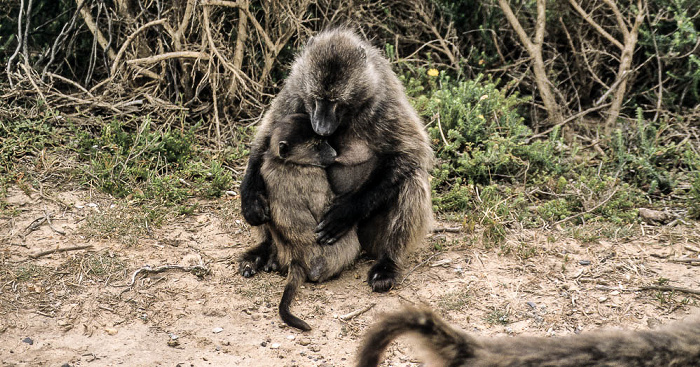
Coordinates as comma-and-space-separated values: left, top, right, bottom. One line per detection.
357, 307, 700, 367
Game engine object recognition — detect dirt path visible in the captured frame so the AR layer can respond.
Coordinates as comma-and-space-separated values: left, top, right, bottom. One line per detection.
1, 187, 699, 366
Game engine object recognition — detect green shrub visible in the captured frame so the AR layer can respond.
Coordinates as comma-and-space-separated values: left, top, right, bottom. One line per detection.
406, 71, 565, 189
74, 117, 206, 204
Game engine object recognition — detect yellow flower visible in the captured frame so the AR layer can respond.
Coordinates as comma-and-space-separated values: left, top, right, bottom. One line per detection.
478, 114, 485, 119
427, 68, 439, 77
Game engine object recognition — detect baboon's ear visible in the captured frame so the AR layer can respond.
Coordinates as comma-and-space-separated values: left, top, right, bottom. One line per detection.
278, 141, 290, 159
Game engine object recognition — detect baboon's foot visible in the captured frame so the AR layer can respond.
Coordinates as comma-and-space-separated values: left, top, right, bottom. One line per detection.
238, 244, 279, 277
367, 258, 398, 292
307, 256, 328, 282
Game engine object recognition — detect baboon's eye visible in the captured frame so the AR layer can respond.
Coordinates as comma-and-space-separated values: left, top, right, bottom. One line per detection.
278, 141, 290, 158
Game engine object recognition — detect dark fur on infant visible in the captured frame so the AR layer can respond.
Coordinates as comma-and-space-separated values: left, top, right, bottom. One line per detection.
260, 113, 361, 331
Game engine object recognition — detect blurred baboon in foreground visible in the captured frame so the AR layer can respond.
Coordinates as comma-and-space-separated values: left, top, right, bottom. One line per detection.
357, 307, 700, 367
240, 28, 433, 292
257, 114, 361, 331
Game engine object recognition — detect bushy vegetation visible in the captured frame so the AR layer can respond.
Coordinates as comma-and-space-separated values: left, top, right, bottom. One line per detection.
1, 0, 699, 244
401, 65, 698, 242
0, 113, 236, 208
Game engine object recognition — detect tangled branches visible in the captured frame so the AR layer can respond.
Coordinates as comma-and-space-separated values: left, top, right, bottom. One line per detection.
3, 0, 458, 145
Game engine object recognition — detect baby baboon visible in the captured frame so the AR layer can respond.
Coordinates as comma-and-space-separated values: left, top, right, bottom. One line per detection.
240, 28, 433, 292
357, 307, 700, 367
258, 113, 360, 331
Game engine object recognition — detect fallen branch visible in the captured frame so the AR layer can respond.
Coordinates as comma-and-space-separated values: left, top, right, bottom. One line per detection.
30, 245, 94, 259
127, 51, 211, 65
339, 303, 376, 321
24, 216, 47, 235
669, 258, 700, 264
128, 264, 210, 287
641, 285, 700, 296
45, 72, 92, 96
432, 226, 461, 233
43, 209, 66, 235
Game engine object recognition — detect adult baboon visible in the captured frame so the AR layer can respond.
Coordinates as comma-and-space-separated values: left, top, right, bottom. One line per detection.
240, 28, 433, 292
257, 114, 361, 331
357, 307, 700, 367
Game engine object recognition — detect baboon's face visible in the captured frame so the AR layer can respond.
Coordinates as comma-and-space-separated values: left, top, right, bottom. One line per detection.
271, 114, 337, 168
300, 34, 377, 136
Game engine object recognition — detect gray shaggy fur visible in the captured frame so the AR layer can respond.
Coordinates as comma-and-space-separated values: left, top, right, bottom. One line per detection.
357, 307, 700, 367
259, 114, 360, 331
239, 28, 433, 292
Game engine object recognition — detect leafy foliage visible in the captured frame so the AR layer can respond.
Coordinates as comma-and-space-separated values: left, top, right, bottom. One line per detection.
401, 65, 696, 244
74, 117, 233, 203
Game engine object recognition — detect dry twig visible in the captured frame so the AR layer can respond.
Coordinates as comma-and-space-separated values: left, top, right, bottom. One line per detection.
128, 264, 210, 287
641, 285, 700, 296
30, 245, 94, 259
339, 303, 376, 321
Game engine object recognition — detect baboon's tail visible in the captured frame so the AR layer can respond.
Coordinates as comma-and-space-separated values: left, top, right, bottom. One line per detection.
356, 307, 478, 367
279, 261, 311, 331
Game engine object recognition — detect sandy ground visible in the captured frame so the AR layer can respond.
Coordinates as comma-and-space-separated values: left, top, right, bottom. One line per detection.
1, 186, 699, 367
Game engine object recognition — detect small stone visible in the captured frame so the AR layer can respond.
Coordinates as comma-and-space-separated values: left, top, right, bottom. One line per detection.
309, 345, 321, 352
287, 335, 296, 341
270, 343, 280, 349
610, 290, 620, 296
578, 260, 591, 266
22, 337, 33, 345
298, 338, 311, 346
212, 327, 224, 334
260, 341, 267, 347
167, 339, 180, 347
526, 301, 537, 309
105, 328, 118, 336
598, 296, 608, 302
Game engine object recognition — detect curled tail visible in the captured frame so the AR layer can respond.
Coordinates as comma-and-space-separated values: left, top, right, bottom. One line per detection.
279, 261, 311, 331
356, 307, 478, 367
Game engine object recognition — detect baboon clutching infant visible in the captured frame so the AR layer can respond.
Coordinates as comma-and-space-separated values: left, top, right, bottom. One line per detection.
260, 114, 362, 331
357, 307, 700, 367
240, 28, 433, 292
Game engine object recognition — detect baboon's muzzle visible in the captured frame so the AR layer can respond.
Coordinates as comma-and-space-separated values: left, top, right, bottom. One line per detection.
311, 99, 339, 136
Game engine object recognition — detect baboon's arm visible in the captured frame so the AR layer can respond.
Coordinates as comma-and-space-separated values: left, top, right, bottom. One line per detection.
316, 153, 413, 245
240, 135, 271, 226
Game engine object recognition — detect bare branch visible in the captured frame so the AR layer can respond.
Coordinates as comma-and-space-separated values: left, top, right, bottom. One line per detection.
126, 51, 211, 65
603, 0, 631, 38
76, 0, 116, 60
110, 19, 167, 75
568, 0, 624, 50
497, 0, 535, 53
497, 0, 563, 126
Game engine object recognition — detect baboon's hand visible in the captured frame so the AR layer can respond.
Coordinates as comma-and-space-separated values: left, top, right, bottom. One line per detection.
316, 197, 357, 245
241, 190, 270, 226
